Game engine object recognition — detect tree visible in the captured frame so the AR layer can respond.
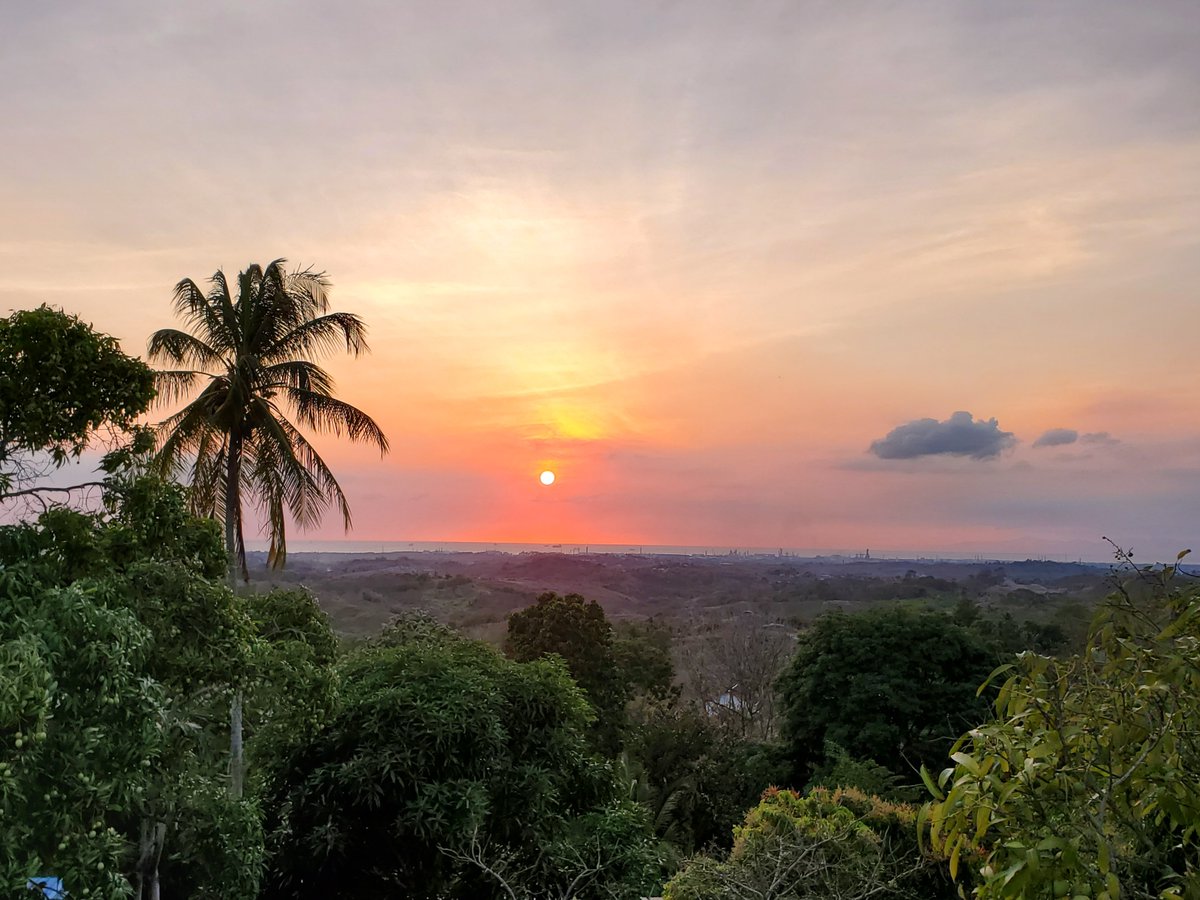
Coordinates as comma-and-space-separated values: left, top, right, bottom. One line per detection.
0, 473, 261, 899
147, 259, 389, 580
0, 577, 164, 900
621, 695, 782, 863
924, 558, 1200, 899
663, 786, 946, 900
0, 306, 263, 896
613, 618, 676, 699
777, 608, 1000, 788
259, 618, 658, 899
505, 592, 627, 754
0, 305, 154, 502
681, 618, 795, 741
241, 588, 340, 769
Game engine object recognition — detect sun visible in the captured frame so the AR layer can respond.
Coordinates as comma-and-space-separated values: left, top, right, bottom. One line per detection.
539, 470, 556, 486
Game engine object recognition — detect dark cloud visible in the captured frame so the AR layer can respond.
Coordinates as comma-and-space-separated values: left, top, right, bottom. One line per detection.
869, 411, 1016, 461
1033, 428, 1079, 448
1080, 431, 1119, 446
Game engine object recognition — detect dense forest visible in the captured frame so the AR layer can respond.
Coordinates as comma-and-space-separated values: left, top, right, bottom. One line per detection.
3, 302, 1199, 898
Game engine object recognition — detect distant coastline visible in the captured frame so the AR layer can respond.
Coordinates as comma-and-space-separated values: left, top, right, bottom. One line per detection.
243, 538, 1110, 566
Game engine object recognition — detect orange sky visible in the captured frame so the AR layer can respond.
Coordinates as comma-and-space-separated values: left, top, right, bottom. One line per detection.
2, 2, 1199, 560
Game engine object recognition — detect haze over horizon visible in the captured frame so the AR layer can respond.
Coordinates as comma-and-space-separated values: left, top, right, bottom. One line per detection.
3, 2, 1199, 562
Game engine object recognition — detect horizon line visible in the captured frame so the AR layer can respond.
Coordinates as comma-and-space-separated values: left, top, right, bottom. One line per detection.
243, 538, 1119, 566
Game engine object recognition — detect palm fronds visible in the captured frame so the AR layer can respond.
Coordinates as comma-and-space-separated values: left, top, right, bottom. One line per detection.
149, 261, 388, 575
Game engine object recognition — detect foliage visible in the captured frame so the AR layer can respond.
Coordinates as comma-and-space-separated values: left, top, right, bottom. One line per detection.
613, 618, 675, 699
621, 695, 782, 861
778, 607, 1000, 785
445, 800, 661, 900
99, 470, 228, 581
158, 776, 264, 900
0, 305, 155, 494
924, 559, 1200, 899
147, 259, 389, 575
371, 609, 462, 649
664, 786, 943, 900
242, 588, 340, 768
260, 627, 658, 899
953, 601, 1073, 657
0, 579, 162, 899
0, 474, 262, 898
506, 592, 627, 754
807, 741, 919, 803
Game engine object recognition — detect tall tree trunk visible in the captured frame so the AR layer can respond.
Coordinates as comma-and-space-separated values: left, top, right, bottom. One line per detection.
225, 431, 243, 588
137, 817, 167, 900
225, 432, 245, 799
230, 690, 244, 799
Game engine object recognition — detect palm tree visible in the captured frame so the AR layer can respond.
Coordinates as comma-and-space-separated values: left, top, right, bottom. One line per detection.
149, 260, 388, 798
148, 259, 389, 581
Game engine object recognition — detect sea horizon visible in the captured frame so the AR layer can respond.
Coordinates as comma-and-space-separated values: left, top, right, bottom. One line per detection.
243, 538, 1110, 566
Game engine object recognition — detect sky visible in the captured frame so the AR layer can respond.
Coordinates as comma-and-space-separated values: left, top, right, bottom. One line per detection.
2, 1, 1199, 561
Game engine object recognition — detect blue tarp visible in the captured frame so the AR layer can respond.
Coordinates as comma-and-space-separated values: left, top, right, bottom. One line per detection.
27, 877, 65, 897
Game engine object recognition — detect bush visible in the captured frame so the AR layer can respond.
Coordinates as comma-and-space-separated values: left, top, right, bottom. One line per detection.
664, 787, 947, 900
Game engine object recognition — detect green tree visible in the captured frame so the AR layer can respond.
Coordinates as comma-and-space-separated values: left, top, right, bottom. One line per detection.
778, 608, 1000, 788
242, 588, 340, 769
0, 306, 263, 896
0, 577, 163, 899
0, 305, 154, 499
259, 620, 657, 899
924, 559, 1200, 899
506, 592, 627, 755
613, 618, 675, 699
621, 695, 781, 863
0, 474, 261, 899
807, 741, 920, 803
147, 259, 389, 579
664, 786, 945, 900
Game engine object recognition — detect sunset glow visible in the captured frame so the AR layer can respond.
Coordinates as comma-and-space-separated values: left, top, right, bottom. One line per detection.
2, 2, 1199, 560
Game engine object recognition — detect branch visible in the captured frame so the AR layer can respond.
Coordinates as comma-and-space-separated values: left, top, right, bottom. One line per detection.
0, 481, 107, 501
440, 829, 526, 900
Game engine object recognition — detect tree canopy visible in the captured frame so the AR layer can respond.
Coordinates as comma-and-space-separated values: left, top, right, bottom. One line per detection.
925, 562, 1200, 899
0, 473, 261, 899
0, 305, 154, 497
778, 607, 1000, 786
506, 591, 628, 754
664, 786, 947, 900
259, 618, 657, 899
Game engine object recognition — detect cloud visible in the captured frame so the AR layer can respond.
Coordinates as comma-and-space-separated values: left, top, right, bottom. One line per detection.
1033, 427, 1079, 448
869, 411, 1016, 461
1032, 428, 1120, 450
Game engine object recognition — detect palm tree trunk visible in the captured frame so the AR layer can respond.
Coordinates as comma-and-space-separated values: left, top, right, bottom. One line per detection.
225, 432, 245, 799
225, 431, 243, 588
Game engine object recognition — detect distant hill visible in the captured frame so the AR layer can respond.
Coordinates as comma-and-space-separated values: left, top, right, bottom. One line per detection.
246, 550, 1113, 642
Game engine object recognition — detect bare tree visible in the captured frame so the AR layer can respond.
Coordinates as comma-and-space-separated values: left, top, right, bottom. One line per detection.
680, 617, 796, 741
